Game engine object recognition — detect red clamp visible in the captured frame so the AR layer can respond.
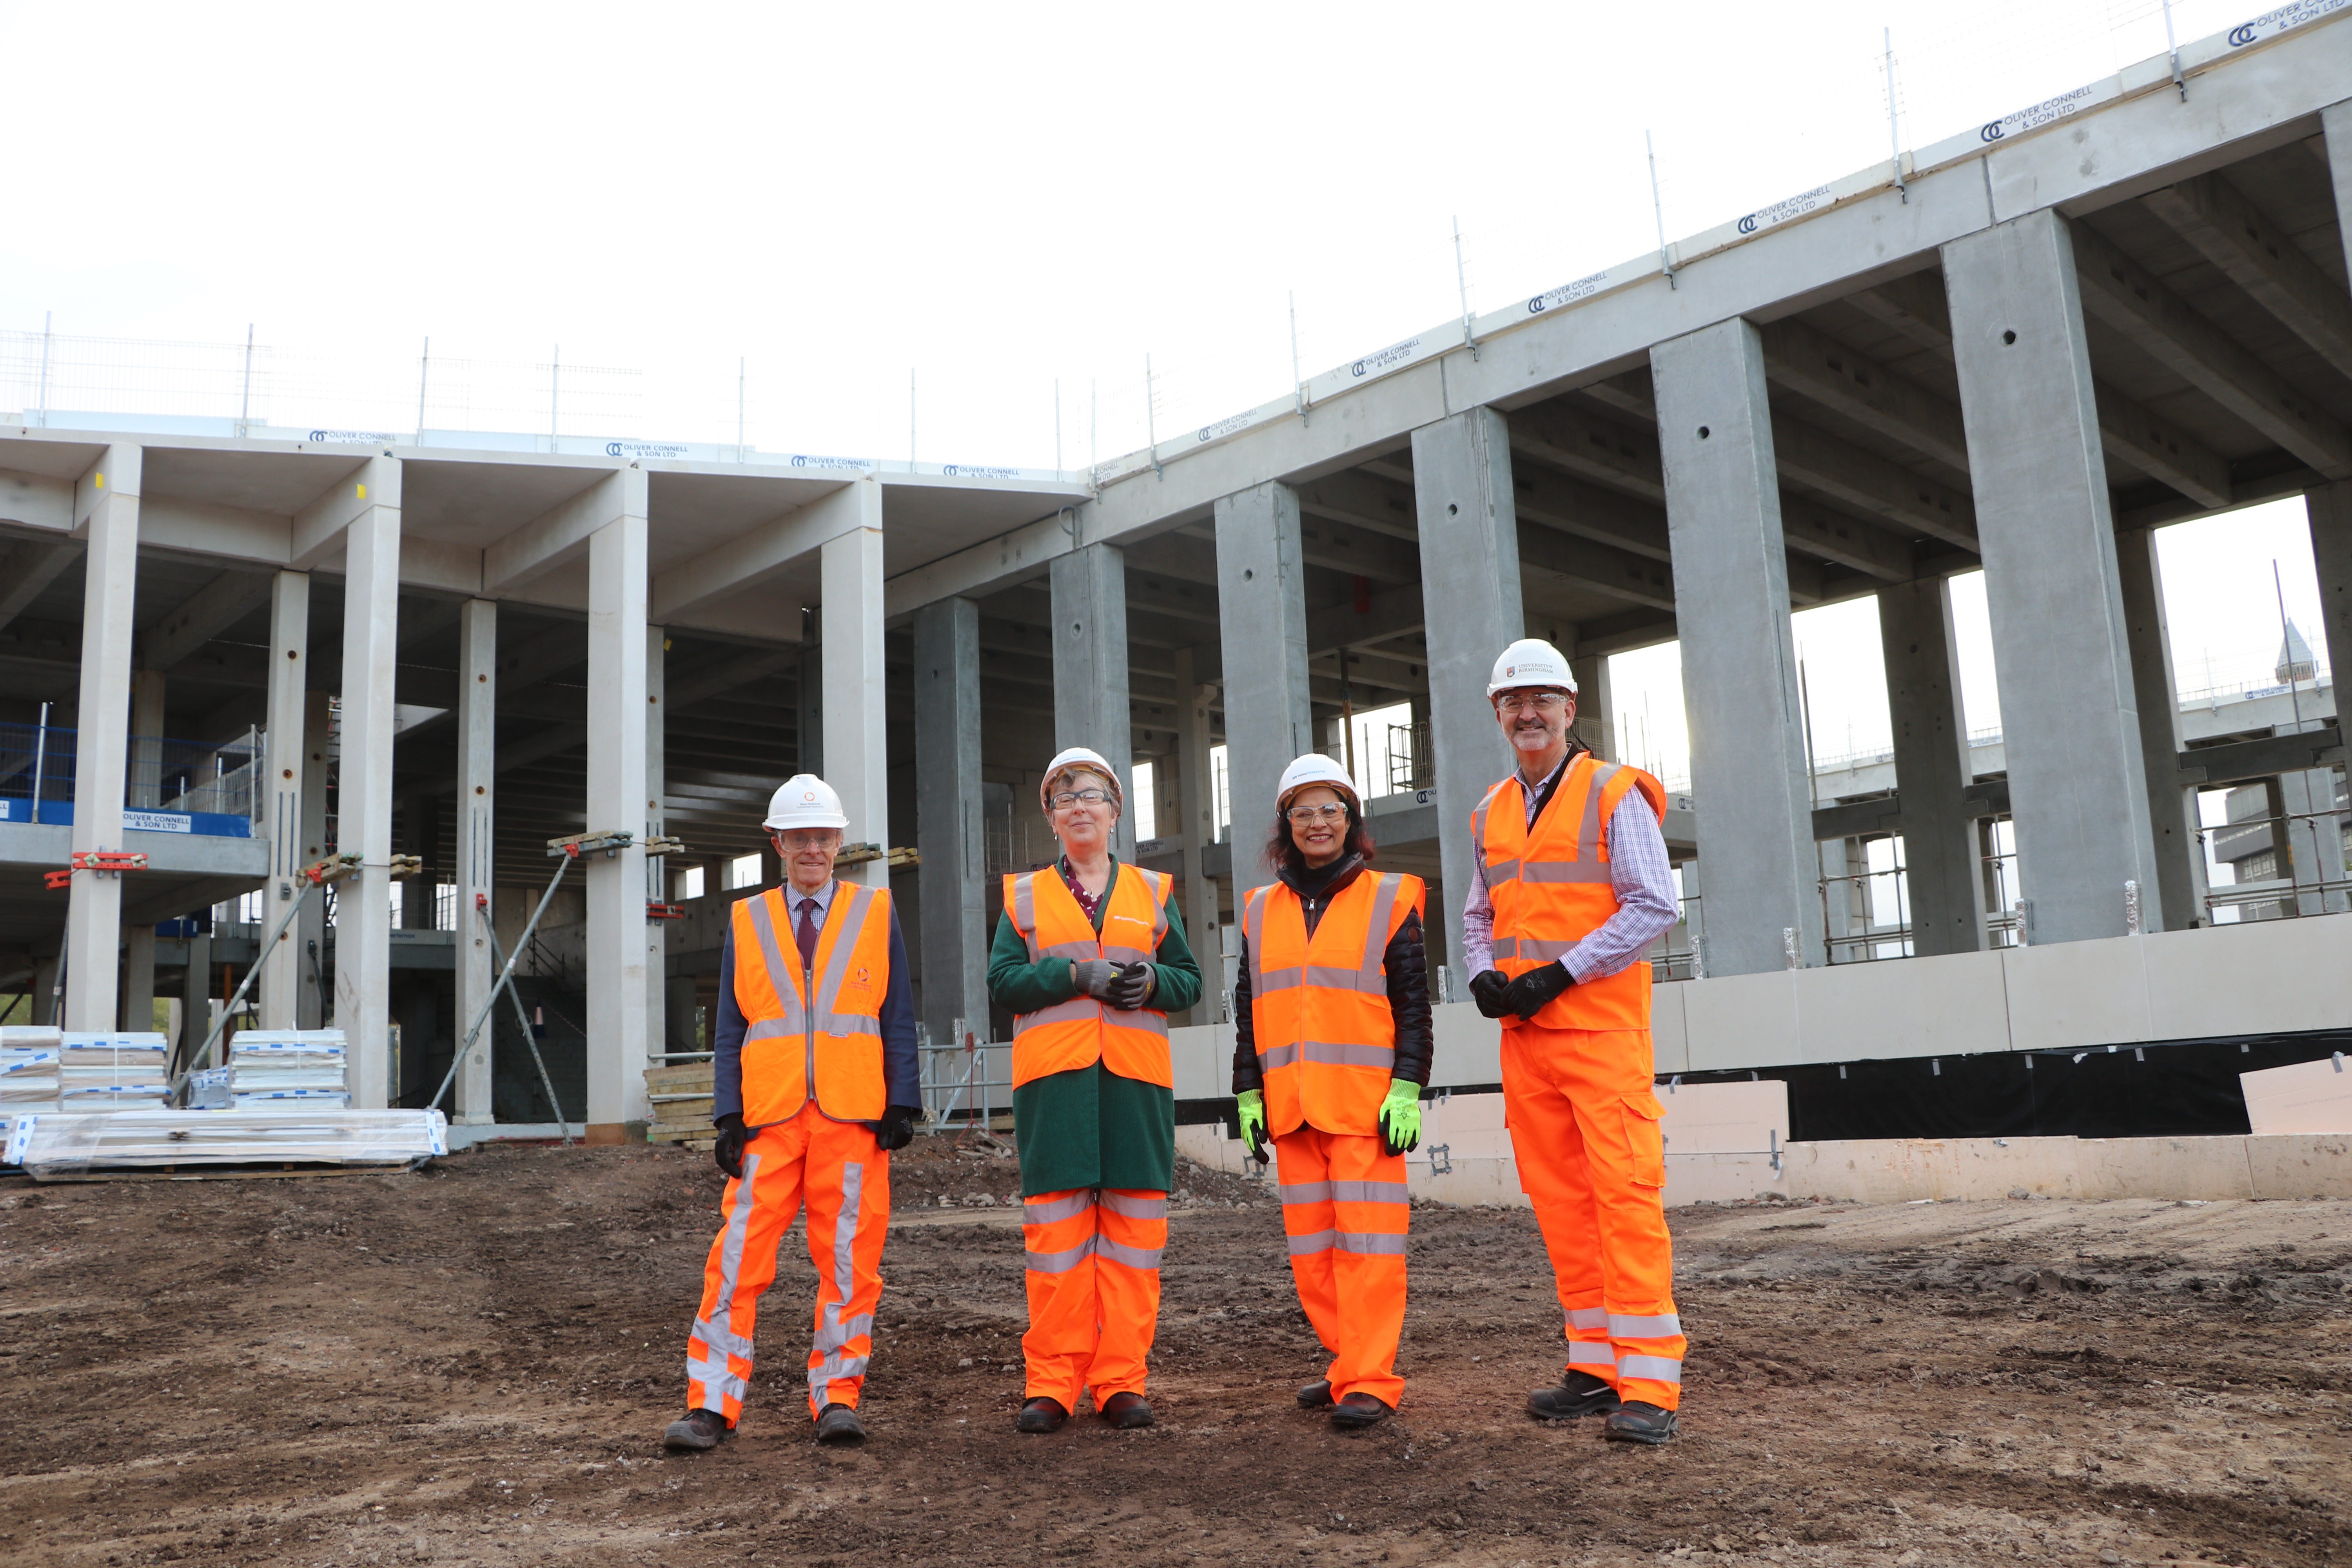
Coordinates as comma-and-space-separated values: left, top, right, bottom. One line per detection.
647, 902, 686, 921
45, 851, 148, 888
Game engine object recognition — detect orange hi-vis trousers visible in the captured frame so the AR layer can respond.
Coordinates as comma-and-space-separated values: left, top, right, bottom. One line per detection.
1274, 1127, 1409, 1408
686, 1103, 892, 1424
1020, 1187, 1167, 1411
1502, 1023, 1686, 1411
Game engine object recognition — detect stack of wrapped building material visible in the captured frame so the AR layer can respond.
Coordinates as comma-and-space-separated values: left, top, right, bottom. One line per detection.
9, 1107, 448, 1179
643, 1060, 717, 1151
59, 1033, 171, 1111
0, 1027, 62, 1114
226, 1031, 349, 1109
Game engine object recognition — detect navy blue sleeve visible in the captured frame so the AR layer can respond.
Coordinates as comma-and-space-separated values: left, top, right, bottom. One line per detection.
879, 908, 920, 1109
711, 928, 747, 1122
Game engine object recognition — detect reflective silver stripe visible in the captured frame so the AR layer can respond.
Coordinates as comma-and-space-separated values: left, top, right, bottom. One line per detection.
744, 895, 806, 1037
1331, 1230, 1408, 1256
1330, 1180, 1409, 1205
809, 1354, 869, 1388
813, 1312, 874, 1353
1504, 937, 1582, 964
1286, 1229, 1335, 1256
702, 1146, 764, 1369
1577, 760, 1622, 861
1013, 995, 1102, 1036
1108, 1008, 1169, 1038
1025, 1236, 1096, 1274
1140, 867, 1171, 948
818, 1013, 882, 1037
1567, 1341, 1618, 1367
742, 1017, 798, 1043
1359, 873, 1402, 978
1566, 1306, 1609, 1332
1484, 857, 1520, 885
1254, 964, 1306, 994
1257, 1042, 1300, 1070
691, 1313, 753, 1362
1096, 1238, 1164, 1270
689, 1358, 751, 1405
1617, 1354, 1682, 1384
1098, 1191, 1166, 1220
1302, 963, 1386, 995
811, 885, 874, 1026
1609, 1312, 1682, 1339
1279, 1181, 1334, 1205
810, 1160, 867, 1379
1101, 942, 1153, 964
1023, 1191, 1094, 1225
1013, 873, 1038, 959
1298, 1040, 1394, 1069
1040, 940, 1099, 960
1515, 860, 1615, 885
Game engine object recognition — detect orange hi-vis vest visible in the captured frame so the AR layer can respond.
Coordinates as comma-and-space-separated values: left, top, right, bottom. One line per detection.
1473, 753, 1668, 1033
1243, 869, 1426, 1138
731, 880, 893, 1127
1004, 862, 1174, 1090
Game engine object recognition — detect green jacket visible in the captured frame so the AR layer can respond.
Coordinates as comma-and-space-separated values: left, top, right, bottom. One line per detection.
987, 857, 1204, 1196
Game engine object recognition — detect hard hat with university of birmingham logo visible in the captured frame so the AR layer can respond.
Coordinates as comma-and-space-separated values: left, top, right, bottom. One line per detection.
1486, 638, 1579, 698
764, 773, 849, 831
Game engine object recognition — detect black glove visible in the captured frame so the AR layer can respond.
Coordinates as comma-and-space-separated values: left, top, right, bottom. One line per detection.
870, 1104, 919, 1152
1071, 958, 1121, 1000
1501, 960, 1575, 1020
713, 1112, 747, 1180
1468, 969, 1514, 1019
1106, 960, 1156, 1012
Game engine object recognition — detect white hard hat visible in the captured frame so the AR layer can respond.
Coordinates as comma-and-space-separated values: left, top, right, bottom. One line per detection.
1486, 637, 1579, 697
764, 773, 849, 831
1276, 753, 1360, 813
1040, 746, 1123, 811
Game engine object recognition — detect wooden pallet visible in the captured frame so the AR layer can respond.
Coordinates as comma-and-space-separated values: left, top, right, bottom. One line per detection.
644, 1062, 716, 1146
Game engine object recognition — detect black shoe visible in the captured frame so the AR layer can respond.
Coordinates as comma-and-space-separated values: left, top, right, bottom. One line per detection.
1604, 1400, 1679, 1445
1016, 1397, 1068, 1434
1528, 1370, 1622, 1421
1296, 1379, 1334, 1409
1330, 1392, 1392, 1430
814, 1403, 866, 1444
662, 1409, 730, 1451
1099, 1391, 1155, 1429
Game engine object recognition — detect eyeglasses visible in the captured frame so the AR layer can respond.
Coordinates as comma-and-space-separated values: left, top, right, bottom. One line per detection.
1286, 804, 1348, 824
1050, 788, 1113, 808
1495, 692, 1569, 716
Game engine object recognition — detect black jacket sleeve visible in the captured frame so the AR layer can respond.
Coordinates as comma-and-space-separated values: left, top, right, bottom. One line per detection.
879, 909, 920, 1109
712, 930, 745, 1121
1386, 909, 1433, 1086
1230, 930, 1258, 1096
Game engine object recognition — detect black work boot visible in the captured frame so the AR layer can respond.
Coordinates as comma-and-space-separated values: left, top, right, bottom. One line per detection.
815, 1403, 866, 1444
1296, 1379, 1334, 1409
1527, 1370, 1622, 1421
1604, 1400, 1679, 1445
1016, 1397, 1068, 1434
1099, 1391, 1155, 1429
1330, 1392, 1392, 1430
662, 1409, 730, 1451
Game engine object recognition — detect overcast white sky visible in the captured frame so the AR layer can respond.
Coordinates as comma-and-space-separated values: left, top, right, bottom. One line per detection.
0, 0, 2330, 782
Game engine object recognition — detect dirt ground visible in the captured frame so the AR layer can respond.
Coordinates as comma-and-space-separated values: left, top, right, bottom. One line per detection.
1, 1137, 2347, 1568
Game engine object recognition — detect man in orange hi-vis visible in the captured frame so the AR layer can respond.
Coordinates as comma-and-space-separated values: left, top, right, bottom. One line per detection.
663, 774, 923, 1452
1232, 753, 1431, 1431
1462, 639, 1687, 1445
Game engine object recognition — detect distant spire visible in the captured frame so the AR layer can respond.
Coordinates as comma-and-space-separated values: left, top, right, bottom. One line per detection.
2275, 618, 2317, 684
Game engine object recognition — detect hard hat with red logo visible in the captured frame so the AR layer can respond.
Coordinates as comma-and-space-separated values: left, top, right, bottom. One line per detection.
1276, 752, 1360, 813
1039, 746, 1124, 812
1485, 637, 1579, 698
764, 773, 849, 831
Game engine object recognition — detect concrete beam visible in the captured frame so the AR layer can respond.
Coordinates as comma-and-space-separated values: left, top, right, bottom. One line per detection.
2142, 171, 2352, 383
2175, 722, 2344, 786
481, 467, 639, 595
1514, 519, 1677, 611
650, 480, 862, 622
1652, 320, 1824, 976
2310, 481, 2352, 706
290, 460, 397, 569
1292, 469, 1420, 542
2070, 218, 2352, 482
1507, 461, 1673, 562
141, 570, 274, 671
1214, 482, 1314, 897
1775, 493, 1915, 583
1768, 415, 1977, 550
1757, 316, 1972, 473
1506, 401, 1664, 503
914, 596, 988, 1048
0, 539, 82, 638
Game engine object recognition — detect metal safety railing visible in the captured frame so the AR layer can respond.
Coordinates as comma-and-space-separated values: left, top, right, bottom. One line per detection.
2197, 802, 2352, 922
0, 718, 263, 824
919, 1020, 1013, 1132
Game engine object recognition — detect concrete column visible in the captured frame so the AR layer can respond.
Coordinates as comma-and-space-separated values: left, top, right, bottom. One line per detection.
297, 690, 332, 1029
399, 793, 438, 928
1050, 541, 1135, 861
2279, 764, 2349, 915
1174, 646, 1222, 1023
2308, 483, 2352, 710
914, 595, 988, 1048
1411, 407, 1524, 971
123, 926, 155, 1033
334, 456, 401, 1105
645, 624, 670, 1052
64, 445, 141, 1031
177, 931, 207, 1049
797, 642, 823, 778
2115, 528, 2203, 930
1651, 320, 1824, 975
822, 481, 891, 884
129, 670, 164, 809
584, 476, 651, 1136
1213, 482, 1312, 895
1569, 650, 1614, 762
31, 957, 57, 1027
1878, 575, 1987, 954
1818, 837, 1856, 960
1943, 209, 2161, 943
259, 570, 309, 1029
666, 978, 701, 1055
454, 598, 496, 1123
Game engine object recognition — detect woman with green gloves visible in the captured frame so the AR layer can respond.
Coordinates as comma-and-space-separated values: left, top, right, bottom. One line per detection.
988, 745, 1204, 1435
1231, 753, 1432, 1429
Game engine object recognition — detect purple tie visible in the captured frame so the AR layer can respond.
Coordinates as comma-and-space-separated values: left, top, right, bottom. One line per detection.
795, 897, 820, 971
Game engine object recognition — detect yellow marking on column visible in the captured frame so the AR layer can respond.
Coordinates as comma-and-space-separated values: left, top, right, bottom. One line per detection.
357, 483, 368, 500
93, 474, 104, 489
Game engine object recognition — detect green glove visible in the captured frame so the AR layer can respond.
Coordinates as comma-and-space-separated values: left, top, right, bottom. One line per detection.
1236, 1089, 1270, 1164
1377, 1078, 1423, 1157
